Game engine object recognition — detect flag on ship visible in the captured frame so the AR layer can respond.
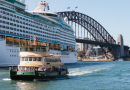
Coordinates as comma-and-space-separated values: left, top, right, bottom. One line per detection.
75, 6, 78, 9
67, 7, 70, 9
48, 6, 50, 10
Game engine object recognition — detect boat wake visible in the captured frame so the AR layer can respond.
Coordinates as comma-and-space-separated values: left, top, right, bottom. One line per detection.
68, 65, 113, 76
3, 78, 11, 81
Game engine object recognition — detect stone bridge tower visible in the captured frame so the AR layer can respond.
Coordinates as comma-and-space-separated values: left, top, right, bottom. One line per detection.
117, 34, 124, 57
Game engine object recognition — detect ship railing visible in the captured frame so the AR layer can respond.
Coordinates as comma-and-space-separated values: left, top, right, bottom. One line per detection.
10, 66, 68, 73
0, 4, 16, 12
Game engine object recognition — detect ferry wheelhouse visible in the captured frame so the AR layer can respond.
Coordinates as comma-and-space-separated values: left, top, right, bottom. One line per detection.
10, 36, 68, 80
0, 0, 77, 67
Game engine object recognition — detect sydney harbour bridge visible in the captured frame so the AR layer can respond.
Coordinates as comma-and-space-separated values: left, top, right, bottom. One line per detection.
57, 11, 129, 60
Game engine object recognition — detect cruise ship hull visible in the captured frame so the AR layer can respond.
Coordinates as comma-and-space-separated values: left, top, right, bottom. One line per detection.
0, 39, 77, 67
10, 70, 68, 80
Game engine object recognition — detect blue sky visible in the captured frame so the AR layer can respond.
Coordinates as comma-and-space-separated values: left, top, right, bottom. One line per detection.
25, 0, 130, 46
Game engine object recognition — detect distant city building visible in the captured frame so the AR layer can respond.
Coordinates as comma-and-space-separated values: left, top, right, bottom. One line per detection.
77, 37, 104, 56
77, 43, 83, 51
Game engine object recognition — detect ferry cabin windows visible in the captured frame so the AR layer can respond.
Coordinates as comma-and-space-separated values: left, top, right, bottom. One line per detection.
36, 48, 40, 51
33, 57, 36, 61
25, 47, 28, 51
21, 57, 41, 61
33, 57, 41, 61
37, 57, 41, 61
30, 48, 35, 51
29, 57, 32, 61
20, 47, 28, 51
41, 48, 46, 52
20, 46, 47, 52
22, 58, 24, 61
25, 58, 28, 61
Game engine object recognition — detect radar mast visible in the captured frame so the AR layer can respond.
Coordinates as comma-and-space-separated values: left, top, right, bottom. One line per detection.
33, 1, 49, 12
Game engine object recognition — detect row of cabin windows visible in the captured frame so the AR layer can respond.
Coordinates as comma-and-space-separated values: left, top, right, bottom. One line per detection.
0, 13, 73, 36
20, 47, 46, 52
1, 9, 60, 28
10, 50, 19, 52
10, 55, 18, 57
0, 11, 52, 30
0, 14, 74, 38
21, 57, 41, 61
0, 14, 75, 45
0, 9, 73, 34
0, 26, 75, 44
0, 10, 43, 26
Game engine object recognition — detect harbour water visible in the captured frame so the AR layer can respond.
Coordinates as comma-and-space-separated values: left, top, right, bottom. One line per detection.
1, 61, 130, 90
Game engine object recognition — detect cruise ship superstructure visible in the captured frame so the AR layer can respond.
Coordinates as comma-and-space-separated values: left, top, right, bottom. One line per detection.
0, 0, 77, 67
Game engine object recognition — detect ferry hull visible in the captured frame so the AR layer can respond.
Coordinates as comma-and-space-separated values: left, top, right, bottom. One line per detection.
10, 70, 68, 80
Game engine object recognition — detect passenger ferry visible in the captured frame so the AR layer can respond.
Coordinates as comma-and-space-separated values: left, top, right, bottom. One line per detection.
10, 35, 68, 80
0, 0, 77, 67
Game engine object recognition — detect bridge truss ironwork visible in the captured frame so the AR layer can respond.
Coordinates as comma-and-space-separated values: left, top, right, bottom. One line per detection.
57, 11, 118, 60
57, 11, 116, 45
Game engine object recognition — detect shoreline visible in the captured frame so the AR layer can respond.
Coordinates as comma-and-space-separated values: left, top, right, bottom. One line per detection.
78, 58, 113, 61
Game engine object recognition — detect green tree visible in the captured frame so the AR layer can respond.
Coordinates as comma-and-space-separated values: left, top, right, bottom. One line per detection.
77, 51, 85, 58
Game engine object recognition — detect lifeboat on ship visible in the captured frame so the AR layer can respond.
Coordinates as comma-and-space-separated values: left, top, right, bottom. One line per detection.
20, 39, 26, 45
41, 42, 47, 46
58, 45, 62, 50
69, 46, 71, 50
71, 47, 75, 51
6, 36, 13, 42
54, 44, 58, 49
26, 39, 30, 45
14, 38, 20, 43
37, 41, 41, 45
49, 43, 53, 49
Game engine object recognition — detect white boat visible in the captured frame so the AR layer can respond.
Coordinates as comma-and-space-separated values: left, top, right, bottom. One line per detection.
0, 0, 77, 67
118, 58, 124, 61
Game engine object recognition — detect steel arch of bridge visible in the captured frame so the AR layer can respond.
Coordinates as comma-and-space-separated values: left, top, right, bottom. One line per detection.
57, 11, 116, 45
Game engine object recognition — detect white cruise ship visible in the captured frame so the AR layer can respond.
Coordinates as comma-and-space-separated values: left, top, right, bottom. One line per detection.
0, 0, 77, 67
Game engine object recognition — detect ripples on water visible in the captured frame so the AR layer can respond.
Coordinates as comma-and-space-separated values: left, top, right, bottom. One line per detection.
1, 61, 130, 89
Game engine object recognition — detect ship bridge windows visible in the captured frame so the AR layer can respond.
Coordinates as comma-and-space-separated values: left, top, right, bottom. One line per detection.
41, 47, 46, 52
21, 58, 24, 61
20, 46, 46, 52
30, 47, 35, 51
33, 57, 41, 61
36, 48, 40, 51
33, 57, 36, 61
25, 58, 28, 61
20, 57, 42, 61
29, 57, 32, 61
20, 47, 28, 51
